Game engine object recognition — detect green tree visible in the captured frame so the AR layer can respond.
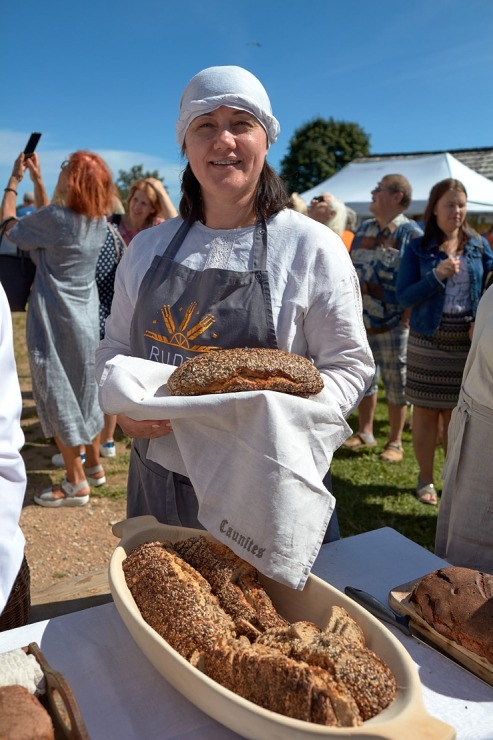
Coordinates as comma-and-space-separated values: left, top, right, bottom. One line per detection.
279, 117, 371, 195
115, 165, 163, 204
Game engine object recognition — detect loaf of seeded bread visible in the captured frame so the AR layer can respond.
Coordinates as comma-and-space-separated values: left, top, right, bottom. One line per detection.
174, 535, 287, 635
191, 635, 363, 727
409, 566, 493, 663
122, 540, 237, 659
167, 347, 324, 397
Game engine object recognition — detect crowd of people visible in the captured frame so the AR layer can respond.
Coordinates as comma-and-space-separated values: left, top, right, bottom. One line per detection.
1, 63, 493, 629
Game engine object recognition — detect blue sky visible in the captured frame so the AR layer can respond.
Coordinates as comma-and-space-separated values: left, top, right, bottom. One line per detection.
2, 0, 492, 208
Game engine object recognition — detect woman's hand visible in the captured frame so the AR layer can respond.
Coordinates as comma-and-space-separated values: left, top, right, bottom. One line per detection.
145, 177, 178, 219
435, 256, 460, 281
23, 153, 50, 208
145, 177, 166, 194
116, 414, 173, 439
25, 153, 42, 184
1, 153, 26, 222
10, 152, 27, 184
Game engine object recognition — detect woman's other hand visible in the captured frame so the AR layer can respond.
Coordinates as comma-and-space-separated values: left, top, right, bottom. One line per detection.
116, 414, 173, 439
25, 153, 42, 183
145, 177, 178, 219
11, 152, 27, 183
24, 153, 50, 208
435, 256, 460, 281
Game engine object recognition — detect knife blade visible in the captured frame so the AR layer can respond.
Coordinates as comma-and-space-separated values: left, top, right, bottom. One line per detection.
344, 586, 412, 635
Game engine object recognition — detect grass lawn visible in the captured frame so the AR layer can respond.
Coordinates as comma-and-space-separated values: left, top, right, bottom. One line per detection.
333, 392, 444, 552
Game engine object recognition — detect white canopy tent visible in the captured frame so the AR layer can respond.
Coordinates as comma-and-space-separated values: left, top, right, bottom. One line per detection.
300, 153, 493, 216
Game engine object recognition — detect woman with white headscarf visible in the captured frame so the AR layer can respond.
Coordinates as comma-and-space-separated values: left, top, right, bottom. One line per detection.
95, 66, 373, 541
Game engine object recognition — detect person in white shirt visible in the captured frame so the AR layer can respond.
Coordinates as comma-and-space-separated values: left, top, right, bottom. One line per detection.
95, 65, 374, 542
0, 282, 29, 629
436, 284, 493, 573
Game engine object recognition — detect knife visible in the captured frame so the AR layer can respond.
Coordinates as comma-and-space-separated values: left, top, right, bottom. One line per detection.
344, 586, 414, 635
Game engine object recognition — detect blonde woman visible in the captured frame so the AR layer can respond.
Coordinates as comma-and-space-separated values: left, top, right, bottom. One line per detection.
109, 178, 177, 246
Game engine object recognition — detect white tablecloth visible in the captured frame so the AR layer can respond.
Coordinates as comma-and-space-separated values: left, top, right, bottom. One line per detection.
1, 527, 492, 739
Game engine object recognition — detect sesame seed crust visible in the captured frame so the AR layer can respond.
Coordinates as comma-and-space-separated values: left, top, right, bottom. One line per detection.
167, 348, 324, 397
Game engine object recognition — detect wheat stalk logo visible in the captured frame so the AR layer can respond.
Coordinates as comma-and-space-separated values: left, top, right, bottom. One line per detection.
144, 302, 219, 352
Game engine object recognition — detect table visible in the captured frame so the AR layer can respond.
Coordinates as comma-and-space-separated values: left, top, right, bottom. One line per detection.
1, 527, 492, 739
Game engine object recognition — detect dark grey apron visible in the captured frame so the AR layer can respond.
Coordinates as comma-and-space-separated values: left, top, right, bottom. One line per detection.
126, 219, 339, 541
127, 219, 277, 527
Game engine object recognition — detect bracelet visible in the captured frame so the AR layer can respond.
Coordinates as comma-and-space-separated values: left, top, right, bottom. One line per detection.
4, 187, 17, 195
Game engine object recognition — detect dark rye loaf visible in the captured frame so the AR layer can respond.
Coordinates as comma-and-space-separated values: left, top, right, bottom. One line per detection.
167, 347, 324, 397
409, 566, 493, 663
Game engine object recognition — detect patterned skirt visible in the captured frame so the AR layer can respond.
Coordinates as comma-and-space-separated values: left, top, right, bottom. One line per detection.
405, 313, 472, 409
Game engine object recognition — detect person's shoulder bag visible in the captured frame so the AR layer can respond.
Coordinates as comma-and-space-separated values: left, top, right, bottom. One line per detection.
0, 218, 36, 313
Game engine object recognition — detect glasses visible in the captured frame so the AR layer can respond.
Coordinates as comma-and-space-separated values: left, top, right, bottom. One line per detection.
372, 185, 394, 194
60, 160, 69, 170
311, 195, 326, 203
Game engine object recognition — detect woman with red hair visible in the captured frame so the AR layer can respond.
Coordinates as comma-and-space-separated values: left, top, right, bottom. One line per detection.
1, 150, 114, 506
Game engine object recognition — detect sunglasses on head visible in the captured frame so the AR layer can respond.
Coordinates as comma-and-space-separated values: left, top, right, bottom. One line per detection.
311, 195, 326, 203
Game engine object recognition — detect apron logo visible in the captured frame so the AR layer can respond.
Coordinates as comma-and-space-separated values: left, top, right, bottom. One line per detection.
144, 301, 220, 353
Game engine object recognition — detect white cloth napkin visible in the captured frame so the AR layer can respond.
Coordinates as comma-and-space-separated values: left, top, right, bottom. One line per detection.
99, 356, 351, 589
0, 648, 45, 694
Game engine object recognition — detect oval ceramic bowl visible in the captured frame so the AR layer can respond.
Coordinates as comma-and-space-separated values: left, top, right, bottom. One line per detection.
109, 516, 455, 740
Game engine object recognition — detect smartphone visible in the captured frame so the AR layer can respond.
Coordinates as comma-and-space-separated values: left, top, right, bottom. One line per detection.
23, 132, 42, 158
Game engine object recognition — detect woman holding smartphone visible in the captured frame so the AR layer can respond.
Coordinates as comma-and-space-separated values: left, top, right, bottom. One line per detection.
1, 150, 115, 507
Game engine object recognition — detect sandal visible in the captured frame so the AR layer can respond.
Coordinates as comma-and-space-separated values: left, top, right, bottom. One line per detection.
379, 442, 404, 463
416, 482, 438, 506
34, 477, 90, 508
84, 464, 106, 487
343, 432, 377, 451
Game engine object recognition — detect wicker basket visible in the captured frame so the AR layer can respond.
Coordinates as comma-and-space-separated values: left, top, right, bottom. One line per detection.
0, 556, 31, 631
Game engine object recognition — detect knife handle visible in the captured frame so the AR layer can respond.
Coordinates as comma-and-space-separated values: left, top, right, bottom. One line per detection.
344, 586, 411, 635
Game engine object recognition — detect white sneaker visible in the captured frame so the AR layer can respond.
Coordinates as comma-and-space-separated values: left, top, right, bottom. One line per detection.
100, 441, 116, 458
52, 452, 86, 467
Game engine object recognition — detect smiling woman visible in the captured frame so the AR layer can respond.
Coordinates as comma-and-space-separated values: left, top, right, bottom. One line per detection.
109, 178, 177, 246
95, 65, 374, 545
183, 106, 268, 228
396, 178, 493, 504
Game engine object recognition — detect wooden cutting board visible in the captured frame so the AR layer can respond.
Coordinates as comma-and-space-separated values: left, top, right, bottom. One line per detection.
389, 577, 493, 687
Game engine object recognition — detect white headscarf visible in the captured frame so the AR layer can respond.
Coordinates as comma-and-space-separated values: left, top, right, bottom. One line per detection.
176, 66, 280, 149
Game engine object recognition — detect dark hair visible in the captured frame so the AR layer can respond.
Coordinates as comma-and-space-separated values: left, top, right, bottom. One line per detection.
179, 161, 290, 222
422, 178, 469, 250
382, 174, 412, 210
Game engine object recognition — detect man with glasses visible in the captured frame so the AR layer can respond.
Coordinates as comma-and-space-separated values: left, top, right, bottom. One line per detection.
344, 174, 422, 462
